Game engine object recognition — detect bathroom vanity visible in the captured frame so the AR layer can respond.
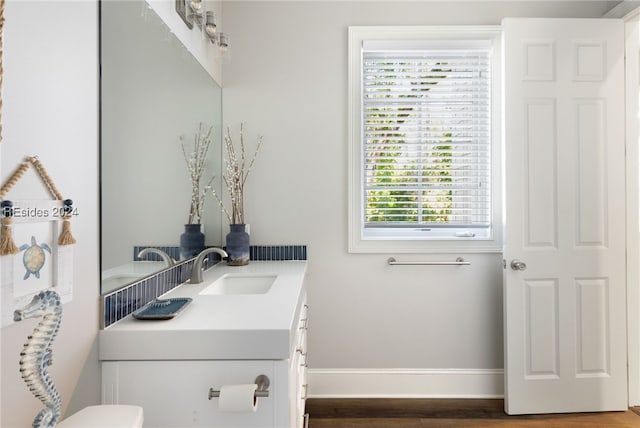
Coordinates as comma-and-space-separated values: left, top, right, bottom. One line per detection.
99, 261, 308, 428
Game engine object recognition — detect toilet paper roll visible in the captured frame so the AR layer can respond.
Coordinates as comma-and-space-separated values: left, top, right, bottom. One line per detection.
217, 384, 259, 413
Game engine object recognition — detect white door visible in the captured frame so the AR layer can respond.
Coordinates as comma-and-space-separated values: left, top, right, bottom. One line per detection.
503, 18, 627, 415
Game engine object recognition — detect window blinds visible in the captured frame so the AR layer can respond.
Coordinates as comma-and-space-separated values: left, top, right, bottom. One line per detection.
362, 47, 492, 231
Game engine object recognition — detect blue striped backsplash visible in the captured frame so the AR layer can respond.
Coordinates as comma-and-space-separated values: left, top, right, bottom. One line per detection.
103, 245, 307, 328
249, 245, 307, 261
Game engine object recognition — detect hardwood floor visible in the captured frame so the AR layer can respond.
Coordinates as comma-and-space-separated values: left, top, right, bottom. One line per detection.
306, 399, 640, 427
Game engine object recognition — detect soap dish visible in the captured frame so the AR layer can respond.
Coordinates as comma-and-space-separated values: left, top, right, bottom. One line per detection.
132, 297, 192, 320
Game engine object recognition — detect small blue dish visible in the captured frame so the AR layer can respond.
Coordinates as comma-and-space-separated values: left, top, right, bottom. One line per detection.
132, 297, 192, 320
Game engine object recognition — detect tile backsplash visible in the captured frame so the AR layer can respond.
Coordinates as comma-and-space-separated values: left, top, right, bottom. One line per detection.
250, 245, 307, 261
102, 245, 307, 328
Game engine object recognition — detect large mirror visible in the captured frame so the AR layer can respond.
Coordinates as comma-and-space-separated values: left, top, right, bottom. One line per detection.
100, 0, 223, 294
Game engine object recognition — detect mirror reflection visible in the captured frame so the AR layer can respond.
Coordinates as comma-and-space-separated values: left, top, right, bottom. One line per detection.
100, 0, 222, 294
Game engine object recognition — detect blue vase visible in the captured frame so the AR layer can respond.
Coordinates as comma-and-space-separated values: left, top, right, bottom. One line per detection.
180, 224, 205, 260
225, 224, 250, 266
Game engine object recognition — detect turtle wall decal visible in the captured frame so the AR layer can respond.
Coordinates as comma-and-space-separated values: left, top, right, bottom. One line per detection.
19, 236, 52, 280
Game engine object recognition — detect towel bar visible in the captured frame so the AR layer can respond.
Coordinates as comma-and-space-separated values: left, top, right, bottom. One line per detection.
387, 257, 471, 266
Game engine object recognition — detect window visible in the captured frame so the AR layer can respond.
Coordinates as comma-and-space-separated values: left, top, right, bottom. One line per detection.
348, 27, 502, 253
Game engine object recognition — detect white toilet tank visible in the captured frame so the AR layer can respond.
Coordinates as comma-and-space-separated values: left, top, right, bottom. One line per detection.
56, 405, 143, 428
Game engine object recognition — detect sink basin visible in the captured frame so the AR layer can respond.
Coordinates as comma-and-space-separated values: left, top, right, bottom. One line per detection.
199, 274, 277, 295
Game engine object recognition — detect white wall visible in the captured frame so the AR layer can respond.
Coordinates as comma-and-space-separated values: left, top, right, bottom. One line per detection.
222, 1, 619, 395
623, 8, 640, 407
606, 0, 640, 404
1, 1, 100, 426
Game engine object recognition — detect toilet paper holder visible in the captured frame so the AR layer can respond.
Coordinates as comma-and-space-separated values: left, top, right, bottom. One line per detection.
208, 375, 270, 400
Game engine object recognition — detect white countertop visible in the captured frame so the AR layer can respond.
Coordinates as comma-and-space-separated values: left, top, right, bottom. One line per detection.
99, 261, 307, 361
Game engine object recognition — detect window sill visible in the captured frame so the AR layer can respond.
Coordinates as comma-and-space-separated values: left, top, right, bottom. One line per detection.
348, 236, 503, 254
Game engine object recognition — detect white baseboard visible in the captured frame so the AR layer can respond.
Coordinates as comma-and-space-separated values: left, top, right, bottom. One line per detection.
307, 368, 504, 399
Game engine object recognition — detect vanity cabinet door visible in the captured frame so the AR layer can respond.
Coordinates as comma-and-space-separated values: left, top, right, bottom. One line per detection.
293, 301, 309, 427
101, 297, 309, 427
102, 361, 279, 428
296, 334, 309, 427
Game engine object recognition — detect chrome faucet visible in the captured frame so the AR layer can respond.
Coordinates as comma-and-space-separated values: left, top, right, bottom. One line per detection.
190, 247, 228, 284
137, 248, 176, 267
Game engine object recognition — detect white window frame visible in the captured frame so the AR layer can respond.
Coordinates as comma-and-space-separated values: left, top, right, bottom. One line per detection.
348, 26, 503, 253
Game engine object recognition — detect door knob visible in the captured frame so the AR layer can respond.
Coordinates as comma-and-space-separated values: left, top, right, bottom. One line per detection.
510, 259, 527, 271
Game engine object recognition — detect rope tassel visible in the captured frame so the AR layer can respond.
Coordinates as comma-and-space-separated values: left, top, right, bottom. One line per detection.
58, 221, 76, 246
57, 201, 76, 245
0, 215, 19, 255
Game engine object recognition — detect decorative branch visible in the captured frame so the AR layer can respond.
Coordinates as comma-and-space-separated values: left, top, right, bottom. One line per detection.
211, 123, 262, 225
181, 124, 214, 224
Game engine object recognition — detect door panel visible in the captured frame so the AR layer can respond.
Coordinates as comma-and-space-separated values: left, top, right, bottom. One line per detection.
503, 18, 627, 415
524, 99, 557, 248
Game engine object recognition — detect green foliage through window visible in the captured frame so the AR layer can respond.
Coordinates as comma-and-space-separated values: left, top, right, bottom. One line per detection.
362, 50, 491, 229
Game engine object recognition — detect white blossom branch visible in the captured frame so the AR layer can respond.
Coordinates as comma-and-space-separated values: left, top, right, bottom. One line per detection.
181, 123, 214, 224
215, 123, 262, 225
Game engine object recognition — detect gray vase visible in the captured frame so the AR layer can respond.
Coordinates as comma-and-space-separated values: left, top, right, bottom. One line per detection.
225, 224, 249, 266
180, 224, 205, 260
